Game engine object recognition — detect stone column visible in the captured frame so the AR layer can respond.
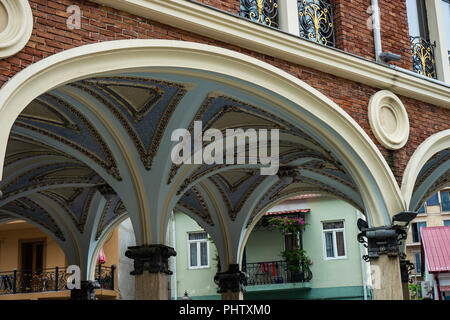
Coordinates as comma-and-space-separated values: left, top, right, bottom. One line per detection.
358, 225, 406, 300
214, 264, 247, 300
70, 280, 100, 300
125, 244, 176, 300
400, 259, 413, 300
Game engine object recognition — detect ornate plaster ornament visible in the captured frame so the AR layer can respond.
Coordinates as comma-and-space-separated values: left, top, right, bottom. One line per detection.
0, 0, 33, 58
368, 90, 409, 150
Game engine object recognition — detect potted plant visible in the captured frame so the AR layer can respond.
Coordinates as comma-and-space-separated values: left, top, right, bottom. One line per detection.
268, 215, 312, 282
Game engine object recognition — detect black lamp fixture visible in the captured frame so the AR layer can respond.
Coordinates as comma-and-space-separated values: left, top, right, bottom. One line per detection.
181, 290, 192, 300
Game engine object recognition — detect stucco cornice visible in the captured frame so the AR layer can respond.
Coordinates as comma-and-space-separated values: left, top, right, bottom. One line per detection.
90, 0, 450, 109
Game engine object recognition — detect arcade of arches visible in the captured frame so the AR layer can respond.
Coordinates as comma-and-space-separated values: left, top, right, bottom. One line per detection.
0, 41, 448, 300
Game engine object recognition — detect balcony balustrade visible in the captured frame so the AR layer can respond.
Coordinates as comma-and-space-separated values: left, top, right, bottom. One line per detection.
298, 0, 335, 47
240, 0, 279, 28
0, 265, 115, 295
243, 260, 312, 286
410, 36, 437, 79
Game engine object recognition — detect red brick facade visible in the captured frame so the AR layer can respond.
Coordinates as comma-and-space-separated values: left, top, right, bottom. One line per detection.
0, 0, 449, 184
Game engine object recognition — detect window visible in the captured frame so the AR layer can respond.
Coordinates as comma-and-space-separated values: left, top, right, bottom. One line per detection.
418, 204, 426, 214
406, 0, 429, 39
426, 193, 440, 206
322, 221, 346, 259
411, 222, 427, 243
188, 232, 209, 269
440, 190, 450, 212
442, 0, 450, 63
444, 220, 450, 227
406, 0, 437, 78
414, 252, 421, 274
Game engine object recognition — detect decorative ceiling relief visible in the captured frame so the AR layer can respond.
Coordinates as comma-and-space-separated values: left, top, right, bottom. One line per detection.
177, 187, 214, 226
209, 170, 266, 221
0, 197, 65, 241
40, 187, 99, 234
368, 90, 410, 150
69, 77, 188, 170
15, 93, 122, 180
95, 197, 126, 240
0, 162, 98, 199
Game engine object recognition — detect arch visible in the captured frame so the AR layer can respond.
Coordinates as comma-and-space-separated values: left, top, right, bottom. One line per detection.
0, 39, 404, 234
401, 129, 450, 209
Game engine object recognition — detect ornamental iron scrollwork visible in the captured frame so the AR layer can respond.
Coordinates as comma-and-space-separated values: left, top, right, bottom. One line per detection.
410, 36, 436, 79
357, 225, 408, 262
240, 0, 279, 28
298, 0, 335, 47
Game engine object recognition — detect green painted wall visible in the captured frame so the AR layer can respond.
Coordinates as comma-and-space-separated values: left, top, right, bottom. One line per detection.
170, 212, 220, 299
171, 196, 369, 300
301, 197, 364, 289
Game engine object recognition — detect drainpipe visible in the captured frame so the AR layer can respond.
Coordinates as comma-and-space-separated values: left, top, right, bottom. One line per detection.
171, 211, 177, 300
357, 210, 368, 300
434, 273, 441, 300
371, 0, 382, 62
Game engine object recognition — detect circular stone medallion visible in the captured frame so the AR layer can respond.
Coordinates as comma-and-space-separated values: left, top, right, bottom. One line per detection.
368, 90, 409, 150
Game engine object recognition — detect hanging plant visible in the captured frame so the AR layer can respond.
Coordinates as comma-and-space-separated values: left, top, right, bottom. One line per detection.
268, 215, 312, 277
268, 215, 307, 235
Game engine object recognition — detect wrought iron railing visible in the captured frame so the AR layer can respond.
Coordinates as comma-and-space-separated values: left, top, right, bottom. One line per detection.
410, 36, 437, 79
243, 260, 312, 286
240, 0, 279, 28
0, 267, 70, 295
0, 265, 115, 295
298, 0, 335, 47
95, 264, 115, 290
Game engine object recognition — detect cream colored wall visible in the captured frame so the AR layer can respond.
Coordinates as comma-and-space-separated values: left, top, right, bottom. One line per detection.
0, 220, 119, 273
0, 221, 65, 271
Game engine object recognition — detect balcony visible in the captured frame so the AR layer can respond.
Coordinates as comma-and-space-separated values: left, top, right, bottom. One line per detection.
410, 36, 437, 79
244, 260, 312, 286
0, 265, 116, 299
240, 0, 279, 28
298, 0, 334, 47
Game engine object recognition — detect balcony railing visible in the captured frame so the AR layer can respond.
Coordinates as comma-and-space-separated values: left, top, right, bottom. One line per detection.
243, 260, 312, 286
240, 0, 279, 28
0, 265, 115, 295
410, 36, 437, 79
298, 0, 335, 47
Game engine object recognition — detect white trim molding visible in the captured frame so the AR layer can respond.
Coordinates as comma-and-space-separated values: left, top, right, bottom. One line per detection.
90, 0, 450, 108
0, 0, 33, 59
368, 90, 410, 150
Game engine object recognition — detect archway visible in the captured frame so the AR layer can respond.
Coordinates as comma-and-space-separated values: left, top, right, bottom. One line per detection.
0, 40, 405, 300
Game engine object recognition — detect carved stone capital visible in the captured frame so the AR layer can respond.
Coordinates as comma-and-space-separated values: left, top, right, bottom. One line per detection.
70, 280, 100, 300
125, 244, 176, 275
214, 264, 247, 293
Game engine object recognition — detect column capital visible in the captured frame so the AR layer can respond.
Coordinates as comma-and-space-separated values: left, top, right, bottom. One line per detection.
125, 244, 176, 275
214, 264, 247, 293
357, 225, 407, 261
70, 280, 100, 300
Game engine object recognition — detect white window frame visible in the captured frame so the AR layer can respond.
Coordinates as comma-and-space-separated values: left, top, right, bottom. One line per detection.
187, 231, 210, 270
322, 220, 347, 260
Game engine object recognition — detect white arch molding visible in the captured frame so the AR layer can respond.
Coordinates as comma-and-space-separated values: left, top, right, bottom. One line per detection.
0, 40, 404, 231
401, 129, 450, 208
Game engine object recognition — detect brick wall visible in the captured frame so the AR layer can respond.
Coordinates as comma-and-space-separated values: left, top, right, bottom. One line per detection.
0, 0, 448, 183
